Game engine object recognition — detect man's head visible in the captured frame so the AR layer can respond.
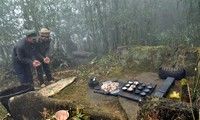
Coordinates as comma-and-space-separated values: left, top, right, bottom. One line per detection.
39, 28, 50, 41
25, 30, 37, 44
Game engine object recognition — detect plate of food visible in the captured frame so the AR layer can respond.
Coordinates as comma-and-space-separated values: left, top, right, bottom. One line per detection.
94, 80, 123, 95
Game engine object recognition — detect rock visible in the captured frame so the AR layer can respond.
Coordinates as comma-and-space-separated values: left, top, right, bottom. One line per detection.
175, 48, 198, 76
137, 97, 199, 120
72, 51, 93, 58
117, 46, 198, 76
9, 91, 75, 120
118, 45, 172, 72
8, 91, 122, 120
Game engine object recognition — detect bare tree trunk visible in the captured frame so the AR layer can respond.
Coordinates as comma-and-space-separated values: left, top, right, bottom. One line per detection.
95, 0, 109, 54
84, 0, 98, 54
112, 0, 120, 50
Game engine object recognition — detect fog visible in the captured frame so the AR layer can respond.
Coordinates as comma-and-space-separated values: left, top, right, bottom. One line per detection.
0, 0, 199, 67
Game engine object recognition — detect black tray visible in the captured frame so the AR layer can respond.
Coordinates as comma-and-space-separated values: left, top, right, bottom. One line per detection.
118, 83, 157, 102
93, 80, 156, 102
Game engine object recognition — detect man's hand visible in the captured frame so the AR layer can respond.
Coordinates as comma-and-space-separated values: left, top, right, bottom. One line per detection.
33, 60, 41, 67
44, 57, 50, 64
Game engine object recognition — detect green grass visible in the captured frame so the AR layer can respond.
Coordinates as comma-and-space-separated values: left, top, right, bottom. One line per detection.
0, 103, 8, 119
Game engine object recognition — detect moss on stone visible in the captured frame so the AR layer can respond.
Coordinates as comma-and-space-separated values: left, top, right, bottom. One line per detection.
0, 103, 8, 119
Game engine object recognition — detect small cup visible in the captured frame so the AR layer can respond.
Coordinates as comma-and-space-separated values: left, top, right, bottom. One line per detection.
141, 83, 146, 87
133, 81, 139, 85
147, 85, 153, 89
127, 87, 134, 92
137, 86, 144, 90
134, 89, 141, 94
128, 81, 133, 84
140, 92, 147, 97
130, 84, 136, 89
143, 88, 150, 93
122, 87, 127, 91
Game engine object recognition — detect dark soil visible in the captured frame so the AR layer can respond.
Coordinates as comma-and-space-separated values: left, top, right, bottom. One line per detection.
0, 67, 188, 120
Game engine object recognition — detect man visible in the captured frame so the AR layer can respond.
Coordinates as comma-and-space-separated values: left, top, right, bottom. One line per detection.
13, 30, 41, 85
36, 28, 55, 87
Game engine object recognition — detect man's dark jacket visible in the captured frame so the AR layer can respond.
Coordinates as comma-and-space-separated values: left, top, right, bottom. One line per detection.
35, 39, 51, 61
13, 38, 36, 64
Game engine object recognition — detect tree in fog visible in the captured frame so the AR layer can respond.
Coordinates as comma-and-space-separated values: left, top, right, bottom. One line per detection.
0, 0, 200, 68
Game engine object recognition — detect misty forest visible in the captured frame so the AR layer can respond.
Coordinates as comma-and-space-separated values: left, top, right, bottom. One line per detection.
0, 0, 200, 120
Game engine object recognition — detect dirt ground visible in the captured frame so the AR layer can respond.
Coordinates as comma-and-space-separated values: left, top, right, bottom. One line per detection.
117, 72, 181, 120
88, 72, 168, 120
52, 71, 181, 120
0, 69, 182, 120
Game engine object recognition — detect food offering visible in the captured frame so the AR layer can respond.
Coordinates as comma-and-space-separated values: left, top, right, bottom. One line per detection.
127, 84, 136, 92
92, 79, 156, 102
122, 80, 140, 92
101, 81, 120, 93
121, 80, 155, 98
93, 80, 124, 95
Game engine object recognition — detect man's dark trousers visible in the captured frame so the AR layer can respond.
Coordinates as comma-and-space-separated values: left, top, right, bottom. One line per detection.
13, 61, 34, 85
36, 61, 52, 84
